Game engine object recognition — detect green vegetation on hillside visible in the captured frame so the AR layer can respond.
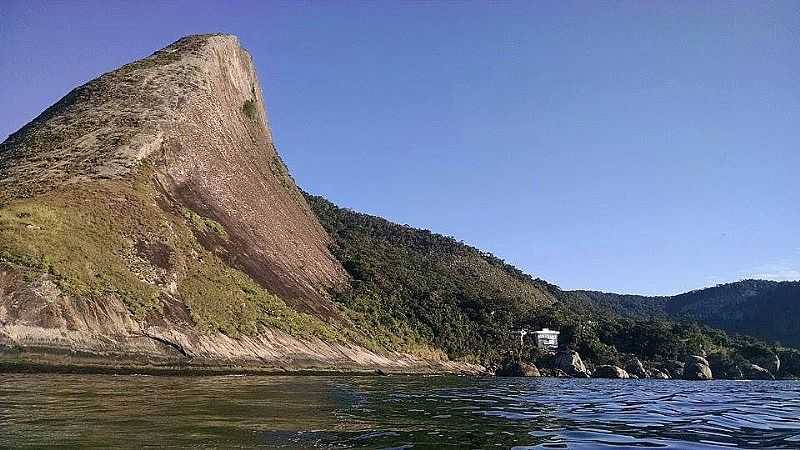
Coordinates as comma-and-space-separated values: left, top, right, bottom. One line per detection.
242, 99, 258, 122
307, 193, 562, 362
574, 280, 800, 347
307, 194, 800, 377
0, 168, 338, 340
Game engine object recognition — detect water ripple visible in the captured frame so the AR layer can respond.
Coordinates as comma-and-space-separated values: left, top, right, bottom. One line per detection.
0, 375, 798, 448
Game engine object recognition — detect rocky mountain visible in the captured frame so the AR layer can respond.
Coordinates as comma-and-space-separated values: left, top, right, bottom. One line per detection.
1, 34, 796, 378
573, 280, 800, 347
0, 34, 474, 374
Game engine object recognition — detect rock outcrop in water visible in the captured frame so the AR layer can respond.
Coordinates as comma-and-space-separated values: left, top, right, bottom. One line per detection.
625, 358, 648, 378
495, 360, 541, 377
649, 368, 670, 379
683, 356, 713, 380
0, 34, 480, 375
555, 350, 589, 377
741, 364, 774, 380
592, 365, 630, 379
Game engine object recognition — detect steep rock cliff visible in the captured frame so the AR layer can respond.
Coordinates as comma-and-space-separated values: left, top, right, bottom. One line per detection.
0, 34, 476, 374
1, 34, 346, 314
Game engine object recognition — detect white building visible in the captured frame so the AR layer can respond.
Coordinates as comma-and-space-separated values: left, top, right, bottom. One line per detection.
533, 328, 560, 350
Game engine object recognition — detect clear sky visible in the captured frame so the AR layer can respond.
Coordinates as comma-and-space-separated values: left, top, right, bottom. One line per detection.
1, 1, 798, 295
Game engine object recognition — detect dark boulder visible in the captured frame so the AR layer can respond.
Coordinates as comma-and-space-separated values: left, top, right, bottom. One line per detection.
625, 358, 648, 378
649, 369, 670, 379
663, 360, 685, 379
707, 353, 744, 379
683, 356, 713, 380
495, 361, 540, 377
741, 364, 774, 380
592, 365, 630, 379
554, 350, 589, 377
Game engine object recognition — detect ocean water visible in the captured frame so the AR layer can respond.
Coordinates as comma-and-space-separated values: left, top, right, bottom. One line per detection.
0, 374, 798, 449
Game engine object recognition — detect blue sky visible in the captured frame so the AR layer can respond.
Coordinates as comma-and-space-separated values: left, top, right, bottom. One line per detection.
1, 1, 798, 295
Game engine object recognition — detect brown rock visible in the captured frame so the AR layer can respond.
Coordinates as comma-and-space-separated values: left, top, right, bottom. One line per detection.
496, 361, 541, 377
592, 365, 630, 379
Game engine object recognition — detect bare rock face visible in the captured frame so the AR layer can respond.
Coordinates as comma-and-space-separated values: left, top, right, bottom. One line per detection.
0, 35, 348, 315
149, 36, 350, 316
683, 356, 713, 380
0, 35, 484, 374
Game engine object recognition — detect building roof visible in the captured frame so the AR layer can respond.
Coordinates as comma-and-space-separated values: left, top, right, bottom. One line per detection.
534, 328, 560, 335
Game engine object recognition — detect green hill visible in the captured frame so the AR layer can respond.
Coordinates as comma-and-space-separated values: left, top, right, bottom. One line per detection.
575, 280, 800, 347
307, 194, 800, 376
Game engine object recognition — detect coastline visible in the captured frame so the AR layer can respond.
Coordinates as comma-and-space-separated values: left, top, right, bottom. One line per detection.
0, 343, 485, 377
0, 358, 473, 377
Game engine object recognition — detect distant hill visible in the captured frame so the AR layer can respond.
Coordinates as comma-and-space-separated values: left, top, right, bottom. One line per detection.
574, 280, 800, 347
569, 291, 670, 320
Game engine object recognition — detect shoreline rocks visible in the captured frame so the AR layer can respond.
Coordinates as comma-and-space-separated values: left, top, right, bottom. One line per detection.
625, 358, 648, 378
741, 364, 774, 380
555, 350, 589, 377
664, 360, 685, 379
593, 365, 630, 379
683, 356, 713, 380
749, 353, 780, 376
490, 350, 788, 381
649, 368, 670, 379
495, 361, 540, 377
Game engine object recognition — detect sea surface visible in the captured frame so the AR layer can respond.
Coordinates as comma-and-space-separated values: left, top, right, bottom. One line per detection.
1, 374, 799, 449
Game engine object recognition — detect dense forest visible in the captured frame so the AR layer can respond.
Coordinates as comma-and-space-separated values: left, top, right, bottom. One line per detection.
306, 194, 800, 378
574, 280, 800, 347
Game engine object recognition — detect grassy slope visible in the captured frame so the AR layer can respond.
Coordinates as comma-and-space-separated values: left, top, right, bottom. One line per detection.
0, 165, 338, 341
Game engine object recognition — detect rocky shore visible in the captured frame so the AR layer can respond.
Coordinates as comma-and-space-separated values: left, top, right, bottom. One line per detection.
493, 350, 793, 381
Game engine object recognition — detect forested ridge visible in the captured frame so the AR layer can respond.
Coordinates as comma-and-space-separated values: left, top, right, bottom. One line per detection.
306, 194, 800, 378
575, 280, 800, 347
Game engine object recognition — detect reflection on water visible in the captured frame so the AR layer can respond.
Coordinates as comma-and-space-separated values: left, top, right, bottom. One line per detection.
1, 374, 799, 449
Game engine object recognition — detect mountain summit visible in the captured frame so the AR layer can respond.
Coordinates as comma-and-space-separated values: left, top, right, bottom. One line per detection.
1, 34, 347, 311
0, 34, 472, 373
